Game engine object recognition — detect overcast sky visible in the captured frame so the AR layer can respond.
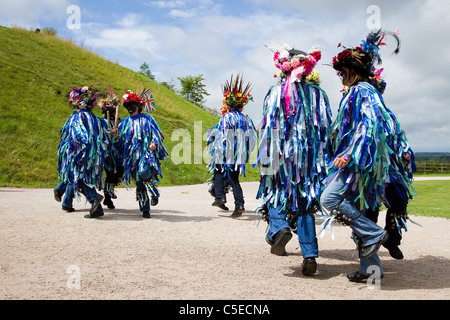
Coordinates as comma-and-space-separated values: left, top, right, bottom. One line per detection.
1, 0, 449, 152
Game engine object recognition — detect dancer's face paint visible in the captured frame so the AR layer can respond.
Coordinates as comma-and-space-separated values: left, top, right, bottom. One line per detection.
339, 69, 348, 85
126, 104, 138, 115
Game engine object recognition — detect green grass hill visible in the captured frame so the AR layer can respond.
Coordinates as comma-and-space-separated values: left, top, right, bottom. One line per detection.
0, 26, 259, 188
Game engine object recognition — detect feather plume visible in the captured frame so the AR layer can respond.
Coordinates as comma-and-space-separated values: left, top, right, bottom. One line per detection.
364, 29, 401, 65
105, 84, 115, 96
222, 73, 252, 96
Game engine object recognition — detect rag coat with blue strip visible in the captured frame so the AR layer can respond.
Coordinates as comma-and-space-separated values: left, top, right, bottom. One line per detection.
117, 113, 168, 186
57, 109, 109, 193
327, 81, 413, 211
102, 116, 123, 174
254, 79, 333, 213
383, 106, 416, 205
206, 109, 257, 176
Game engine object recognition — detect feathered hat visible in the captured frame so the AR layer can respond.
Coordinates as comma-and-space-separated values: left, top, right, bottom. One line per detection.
69, 86, 99, 109
122, 90, 144, 108
332, 29, 400, 77
222, 73, 253, 110
122, 88, 155, 113
98, 84, 120, 113
270, 43, 322, 80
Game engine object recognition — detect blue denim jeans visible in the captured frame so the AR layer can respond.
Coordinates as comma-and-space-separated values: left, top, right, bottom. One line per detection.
77, 180, 103, 212
134, 164, 159, 212
320, 170, 386, 275
213, 167, 227, 201
136, 180, 151, 212
55, 181, 75, 209
360, 254, 383, 276
320, 170, 387, 246
266, 202, 318, 258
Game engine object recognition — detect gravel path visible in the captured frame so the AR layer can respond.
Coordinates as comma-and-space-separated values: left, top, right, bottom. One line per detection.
0, 180, 449, 300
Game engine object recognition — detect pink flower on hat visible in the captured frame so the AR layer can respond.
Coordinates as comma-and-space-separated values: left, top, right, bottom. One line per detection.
281, 62, 292, 72
291, 58, 301, 69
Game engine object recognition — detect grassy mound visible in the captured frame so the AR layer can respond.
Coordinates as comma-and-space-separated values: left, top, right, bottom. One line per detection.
0, 26, 260, 187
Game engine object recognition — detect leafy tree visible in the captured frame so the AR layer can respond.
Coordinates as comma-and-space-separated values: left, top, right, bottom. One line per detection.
139, 62, 155, 80
160, 80, 177, 93
177, 74, 210, 104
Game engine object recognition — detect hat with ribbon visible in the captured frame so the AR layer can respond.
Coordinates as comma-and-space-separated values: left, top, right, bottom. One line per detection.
332, 29, 400, 77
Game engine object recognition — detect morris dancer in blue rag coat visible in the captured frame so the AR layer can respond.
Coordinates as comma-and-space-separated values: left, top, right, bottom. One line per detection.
320, 30, 412, 283
364, 67, 417, 260
98, 88, 124, 210
56, 86, 109, 219
111, 90, 168, 218
254, 44, 333, 275
206, 74, 257, 218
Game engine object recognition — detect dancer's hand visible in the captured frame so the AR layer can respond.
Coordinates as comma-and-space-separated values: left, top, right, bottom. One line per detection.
150, 143, 156, 150
334, 154, 352, 168
109, 128, 118, 139
402, 152, 411, 166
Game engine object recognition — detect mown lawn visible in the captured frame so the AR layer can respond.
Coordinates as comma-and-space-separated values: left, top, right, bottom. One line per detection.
407, 180, 450, 219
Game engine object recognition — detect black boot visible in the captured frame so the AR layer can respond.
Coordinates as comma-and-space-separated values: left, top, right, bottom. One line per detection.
383, 244, 404, 260
84, 210, 104, 219
90, 194, 104, 215
62, 206, 75, 212
103, 193, 115, 209
219, 204, 229, 211
359, 232, 389, 259
347, 271, 384, 283
302, 258, 317, 276
231, 205, 245, 218
270, 227, 292, 256
208, 186, 216, 198
143, 211, 151, 219
54, 188, 62, 202
211, 198, 226, 207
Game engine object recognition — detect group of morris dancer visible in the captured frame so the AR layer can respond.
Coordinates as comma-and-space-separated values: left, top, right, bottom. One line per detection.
206, 30, 416, 282
54, 29, 416, 283
54, 86, 167, 219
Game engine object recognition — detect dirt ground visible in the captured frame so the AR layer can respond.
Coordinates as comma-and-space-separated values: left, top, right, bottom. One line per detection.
0, 180, 449, 301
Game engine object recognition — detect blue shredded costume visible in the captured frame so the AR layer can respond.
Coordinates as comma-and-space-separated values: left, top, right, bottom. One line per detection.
320, 30, 408, 281
56, 87, 109, 218
256, 80, 332, 212
97, 87, 124, 209
253, 45, 331, 274
206, 74, 257, 217
206, 109, 257, 209
101, 115, 124, 207
117, 111, 168, 214
320, 81, 393, 277
255, 77, 332, 262
207, 109, 257, 175
64, 110, 108, 192
364, 83, 417, 258
325, 82, 393, 209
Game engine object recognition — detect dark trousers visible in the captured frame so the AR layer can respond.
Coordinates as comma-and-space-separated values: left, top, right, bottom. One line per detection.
55, 180, 74, 208
214, 165, 244, 207
105, 165, 124, 186
133, 166, 159, 212
366, 182, 408, 247
77, 179, 103, 212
